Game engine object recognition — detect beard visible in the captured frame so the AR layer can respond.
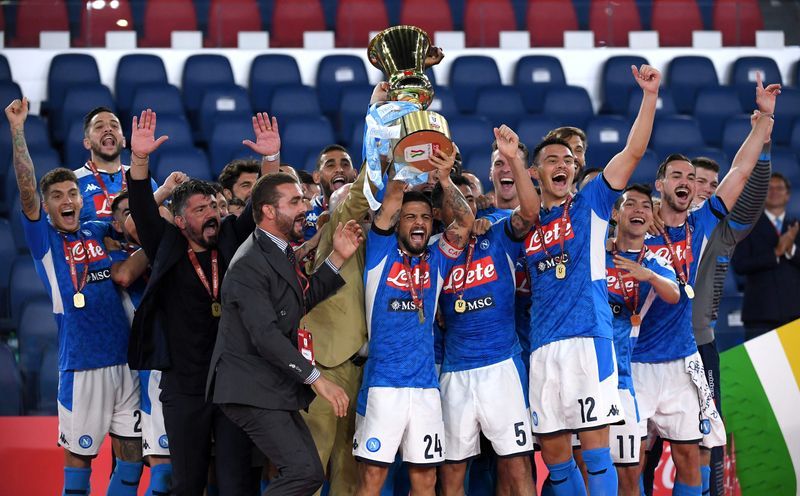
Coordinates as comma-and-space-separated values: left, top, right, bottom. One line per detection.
663, 190, 691, 213
91, 142, 123, 162
277, 210, 304, 243
398, 232, 428, 256
187, 218, 220, 249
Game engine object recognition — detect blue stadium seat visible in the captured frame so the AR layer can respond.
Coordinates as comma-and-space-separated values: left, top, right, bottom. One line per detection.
427, 87, 460, 117
0, 54, 11, 81
627, 149, 659, 187
0, 82, 22, 110
249, 54, 303, 113
650, 116, 705, 157
315, 55, 369, 117
350, 125, 365, 165
9, 198, 27, 253
280, 117, 336, 169
666, 56, 719, 114
0, 116, 50, 208
4, 147, 59, 222
715, 295, 745, 352
788, 194, 800, 220
627, 87, 678, 120
0, 342, 23, 415
462, 149, 493, 192
515, 116, 560, 150
541, 86, 594, 129
774, 88, 800, 145
145, 114, 194, 173
730, 56, 782, 111
687, 147, 730, 175
57, 84, 116, 144
9, 256, 48, 329
448, 116, 494, 164
153, 147, 214, 184
38, 345, 59, 414
513, 55, 567, 113
721, 115, 753, 159
450, 56, 502, 114
269, 85, 323, 121
770, 149, 800, 186
338, 84, 376, 145
0, 219, 14, 317
208, 116, 258, 175
130, 83, 186, 118
17, 296, 57, 412
198, 85, 253, 142
791, 119, 800, 156
693, 87, 744, 147
585, 116, 630, 168
474, 86, 525, 128
600, 55, 649, 115
181, 54, 235, 121
46, 54, 101, 121
115, 54, 168, 121
65, 120, 91, 168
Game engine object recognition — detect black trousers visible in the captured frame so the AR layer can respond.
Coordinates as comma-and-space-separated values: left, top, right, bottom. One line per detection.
160, 388, 258, 496
220, 404, 324, 496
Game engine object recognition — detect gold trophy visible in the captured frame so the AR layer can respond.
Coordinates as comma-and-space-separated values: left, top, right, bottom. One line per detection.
368, 26, 453, 172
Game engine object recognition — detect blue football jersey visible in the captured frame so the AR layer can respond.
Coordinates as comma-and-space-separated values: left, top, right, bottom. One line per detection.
74, 164, 158, 222
362, 226, 463, 395
476, 206, 513, 224
303, 196, 326, 240
635, 195, 727, 363
22, 209, 130, 371
108, 245, 148, 324
439, 218, 522, 372
606, 248, 675, 391
524, 175, 621, 350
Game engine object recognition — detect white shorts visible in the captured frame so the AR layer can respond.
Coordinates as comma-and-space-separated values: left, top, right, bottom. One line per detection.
440, 356, 534, 461
609, 388, 642, 465
57, 364, 141, 456
354, 387, 445, 466
529, 337, 624, 435
139, 370, 169, 457
633, 352, 725, 447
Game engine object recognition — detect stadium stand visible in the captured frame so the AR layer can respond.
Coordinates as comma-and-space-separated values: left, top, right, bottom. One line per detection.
249, 54, 303, 114
463, 0, 517, 48
666, 55, 719, 114
527, 0, 578, 47
600, 55, 650, 115
450, 56, 502, 114
590, 0, 641, 47
140, 0, 198, 47
513, 55, 567, 114
270, 0, 326, 47
651, 0, 704, 47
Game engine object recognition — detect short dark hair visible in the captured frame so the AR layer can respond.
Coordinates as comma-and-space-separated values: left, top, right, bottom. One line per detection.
431, 175, 472, 209
772, 172, 791, 191
297, 170, 316, 186
402, 190, 433, 211
317, 144, 350, 170
227, 197, 246, 208
656, 153, 692, 180
111, 190, 129, 215
251, 172, 300, 223
40, 168, 78, 198
614, 183, 653, 210
83, 106, 117, 134
491, 139, 530, 166
218, 159, 260, 191
576, 167, 603, 189
209, 182, 224, 195
171, 179, 217, 217
545, 127, 587, 148
532, 137, 573, 166
691, 157, 720, 174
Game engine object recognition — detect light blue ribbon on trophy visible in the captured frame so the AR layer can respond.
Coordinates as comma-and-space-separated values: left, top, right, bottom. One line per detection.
362, 101, 429, 210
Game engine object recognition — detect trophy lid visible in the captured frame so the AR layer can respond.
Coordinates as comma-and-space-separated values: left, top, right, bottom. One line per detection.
368, 25, 432, 76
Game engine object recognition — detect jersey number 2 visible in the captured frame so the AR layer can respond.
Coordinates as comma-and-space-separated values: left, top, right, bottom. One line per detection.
578, 397, 597, 423
424, 433, 443, 459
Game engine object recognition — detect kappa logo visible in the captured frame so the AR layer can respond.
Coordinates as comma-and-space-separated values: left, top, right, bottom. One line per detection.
59, 432, 69, 446
386, 261, 431, 291
143, 439, 150, 450
606, 267, 637, 296
84, 183, 101, 193
524, 216, 575, 256
366, 437, 381, 452
607, 404, 620, 417
78, 435, 93, 449
63, 238, 107, 264
442, 256, 498, 293
534, 252, 571, 275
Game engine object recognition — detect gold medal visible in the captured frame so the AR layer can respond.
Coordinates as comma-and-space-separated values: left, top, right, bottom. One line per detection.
73, 292, 86, 309
630, 314, 641, 326
211, 301, 222, 317
555, 263, 567, 280
454, 298, 466, 313
418, 307, 425, 324
684, 284, 695, 299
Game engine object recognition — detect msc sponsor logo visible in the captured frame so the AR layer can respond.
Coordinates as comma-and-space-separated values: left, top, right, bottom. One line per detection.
606, 267, 637, 296
442, 256, 497, 293
524, 216, 575, 256
608, 302, 624, 316
63, 238, 107, 264
87, 268, 112, 283
386, 261, 431, 291
533, 252, 571, 275
388, 298, 418, 312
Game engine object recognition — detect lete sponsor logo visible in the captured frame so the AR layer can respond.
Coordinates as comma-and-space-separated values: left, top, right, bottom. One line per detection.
648, 238, 693, 266
386, 261, 431, 291
63, 238, 107, 264
606, 267, 637, 296
524, 216, 575, 256
442, 256, 498, 293
92, 191, 118, 218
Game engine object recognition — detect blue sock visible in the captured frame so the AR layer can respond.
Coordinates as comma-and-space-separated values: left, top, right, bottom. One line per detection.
107, 459, 143, 496
545, 458, 587, 496
145, 463, 172, 496
700, 465, 711, 495
260, 478, 270, 494
673, 481, 702, 496
582, 447, 617, 496
639, 473, 646, 495
63, 467, 91, 496
540, 476, 556, 496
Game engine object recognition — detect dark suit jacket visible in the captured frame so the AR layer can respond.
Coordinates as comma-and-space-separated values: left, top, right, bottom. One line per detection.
206, 229, 345, 411
731, 212, 800, 327
126, 172, 255, 371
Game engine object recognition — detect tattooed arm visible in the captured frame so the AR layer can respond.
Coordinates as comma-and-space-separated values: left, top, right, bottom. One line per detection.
373, 179, 406, 231
434, 150, 475, 248
5, 98, 40, 220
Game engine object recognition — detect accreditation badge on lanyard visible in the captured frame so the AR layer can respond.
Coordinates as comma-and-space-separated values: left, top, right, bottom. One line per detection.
297, 327, 315, 365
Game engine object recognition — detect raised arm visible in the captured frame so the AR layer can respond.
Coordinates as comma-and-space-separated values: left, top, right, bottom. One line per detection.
434, 150, 475, 248
716, 74, 779, 209
604, 65, 660, 190
241, 112, 281, 176
373, 180, 407, 231
5, 98, 40, 220
111, 248, 149, 288
153, 171, 189, 206
495, 125, 539, 238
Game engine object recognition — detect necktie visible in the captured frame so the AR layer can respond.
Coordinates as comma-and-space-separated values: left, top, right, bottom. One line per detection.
775, 217, 783, 235
285, 245, 309, 295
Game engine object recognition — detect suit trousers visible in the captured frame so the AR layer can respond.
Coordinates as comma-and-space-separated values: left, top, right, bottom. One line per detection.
221, 403, 325, 496
160, 388, 258, 496
302, 359, 362, 496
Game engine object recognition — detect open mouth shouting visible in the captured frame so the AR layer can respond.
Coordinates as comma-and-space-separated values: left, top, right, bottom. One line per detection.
409, 228, 426, 244
498, 177, 515, 195
202, 218, 219, 238
629, 216, 646, 226
674, 186, 691, 202
61, 207, 77, 224
552, 170, 569, 188
101, 133, 117, 149
331, 174, 347, 191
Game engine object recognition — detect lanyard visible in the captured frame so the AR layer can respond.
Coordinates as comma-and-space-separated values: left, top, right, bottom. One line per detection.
535, 195, 573, 261
661, 224, 692, 286
86, 161, 126, 210
454, 236, 477, 301
403, 254, 426, 322
613, 243, 647, 318
61, 233, 89, 296
187, 248, 219, 302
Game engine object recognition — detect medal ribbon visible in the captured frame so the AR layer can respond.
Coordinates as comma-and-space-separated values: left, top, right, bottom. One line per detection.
86, 161, 126, 210
534, 195, 573, 263
62, 233, 89, 296
661, 224, 692, 286
402, 254, 425, 314
613, 243, 647, 317
454, 236, 477, 302
187, 248, 219, 302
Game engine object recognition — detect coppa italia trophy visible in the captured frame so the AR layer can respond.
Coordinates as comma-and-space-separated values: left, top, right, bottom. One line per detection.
362, 26, 453, 205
